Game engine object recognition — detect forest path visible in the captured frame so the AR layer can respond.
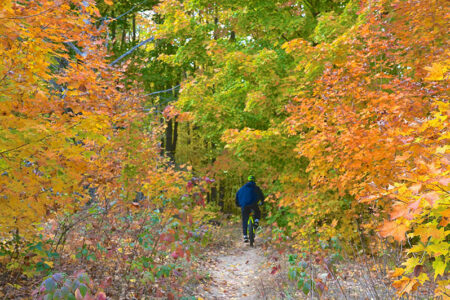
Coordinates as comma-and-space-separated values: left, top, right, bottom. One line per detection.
195, 227, 277, 300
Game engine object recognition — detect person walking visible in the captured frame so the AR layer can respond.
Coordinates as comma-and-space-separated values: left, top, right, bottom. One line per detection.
235, 175, 264, 243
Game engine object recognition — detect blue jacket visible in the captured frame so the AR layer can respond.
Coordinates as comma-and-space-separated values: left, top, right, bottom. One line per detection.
235, 181, 264, 207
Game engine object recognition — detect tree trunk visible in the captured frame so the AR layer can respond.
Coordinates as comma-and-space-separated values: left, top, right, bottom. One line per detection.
165, 119, 178, 160
120, 18, 127, 50
111, 10, 116, 45
132, 14, 136, 44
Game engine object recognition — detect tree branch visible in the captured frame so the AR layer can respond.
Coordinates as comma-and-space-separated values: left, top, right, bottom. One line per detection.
109, 37, 154, 66
64, 41, 86, 57
143, 85, 181, 97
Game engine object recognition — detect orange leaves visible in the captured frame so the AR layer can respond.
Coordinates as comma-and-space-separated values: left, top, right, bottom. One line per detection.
413, 226, 446, 244
422, 192, 439, 207
379, 220, 408, 242
408, 183, 422, 194
282, 0, 449, 295
0, 0, 153, 239
392, 277, 419, 296
281, 38, 312, 55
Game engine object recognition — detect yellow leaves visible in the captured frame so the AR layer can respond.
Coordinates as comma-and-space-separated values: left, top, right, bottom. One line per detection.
426, 243, 449, 257
407, 244, 424, 254
282, 38, 312, 55
412, 225, 446, 243
416, 272, 429, 284
390, 267, 404, 277
104, 0, 113, 5
403, 256, 421, 274
43, 261, 54, 268
424, 60, 449, 81
331, 219, 338, 227
432, 257, 446, 280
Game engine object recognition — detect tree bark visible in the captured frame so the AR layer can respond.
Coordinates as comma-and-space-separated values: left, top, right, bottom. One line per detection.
164, 119, 178, 161
132, 14, 136, 44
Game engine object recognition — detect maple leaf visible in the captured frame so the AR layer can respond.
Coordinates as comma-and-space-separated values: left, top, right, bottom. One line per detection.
413, 226, 445, 243
422, 192, 439, 207
409, 183, 422, 194
392, 277, 419, 295
427, 243, 449, 257
432, 257, 446, 280
379, 221, 408, 242
390, 268, 404, 277
424, 61, 449, 81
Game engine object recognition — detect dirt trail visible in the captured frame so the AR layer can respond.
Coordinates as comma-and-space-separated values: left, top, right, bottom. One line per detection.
196, 238, 274, 300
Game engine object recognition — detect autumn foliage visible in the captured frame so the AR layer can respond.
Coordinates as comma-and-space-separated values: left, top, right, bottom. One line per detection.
0, 0, 448, 297
284, 0, 449, 294
0, 0, 211, 298
152, 0, 449, 296
0, 0, 128, 236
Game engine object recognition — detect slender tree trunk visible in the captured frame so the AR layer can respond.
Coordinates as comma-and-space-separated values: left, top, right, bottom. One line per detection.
230, 30, 235, 41
111, 10, 116, 46
164, 119, 178, 161
187, 122, 191, 145
165, 118, 173, 156
173, 120, 178, 154
210, 185, 217, 203
120, 18, 127, 50
132, 14, 136, 44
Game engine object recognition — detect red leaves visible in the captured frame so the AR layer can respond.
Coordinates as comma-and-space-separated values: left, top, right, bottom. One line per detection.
270, 265, 280, 275
171, 246, 186, 260
413, 265, 423, 277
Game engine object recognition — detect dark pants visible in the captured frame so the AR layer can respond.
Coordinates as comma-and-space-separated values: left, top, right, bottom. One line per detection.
241, 203, 261, 236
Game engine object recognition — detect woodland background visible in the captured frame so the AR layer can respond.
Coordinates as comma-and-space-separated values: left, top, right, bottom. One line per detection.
0, 0, 448, 298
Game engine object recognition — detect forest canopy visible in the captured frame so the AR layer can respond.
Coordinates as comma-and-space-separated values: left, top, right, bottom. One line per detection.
0, 0, 448, 298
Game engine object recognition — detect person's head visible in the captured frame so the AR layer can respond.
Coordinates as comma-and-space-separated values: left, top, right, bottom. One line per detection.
248, 175, 255, 182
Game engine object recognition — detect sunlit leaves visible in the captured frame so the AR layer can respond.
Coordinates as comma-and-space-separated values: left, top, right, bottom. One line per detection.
0, 0, 144, 239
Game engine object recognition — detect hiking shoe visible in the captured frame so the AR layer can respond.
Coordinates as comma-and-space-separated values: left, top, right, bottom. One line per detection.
243, 235, 249, 243
254, 220, 259, 230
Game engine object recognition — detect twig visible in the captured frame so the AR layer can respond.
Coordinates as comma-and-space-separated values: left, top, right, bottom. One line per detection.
356, 219, 380, 300
350, 244, 374, 299
323, 263, 348, 300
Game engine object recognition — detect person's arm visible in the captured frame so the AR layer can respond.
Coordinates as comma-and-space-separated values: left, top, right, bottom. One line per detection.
235, 191, 240, 207
257, 187, 264, 205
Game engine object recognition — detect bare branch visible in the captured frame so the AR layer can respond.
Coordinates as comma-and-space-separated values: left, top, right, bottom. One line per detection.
109, 37, 154, 66
143, 85, 181, 97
